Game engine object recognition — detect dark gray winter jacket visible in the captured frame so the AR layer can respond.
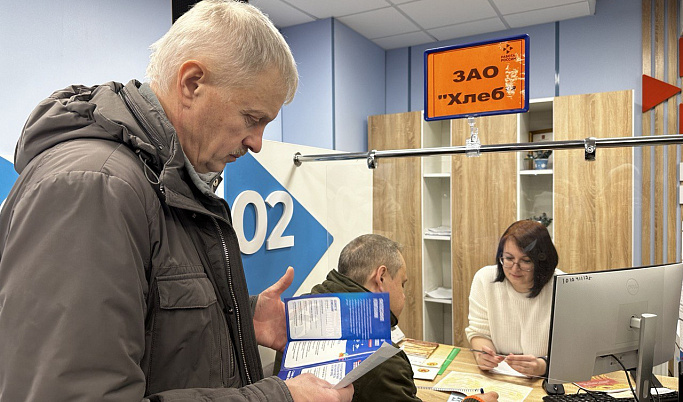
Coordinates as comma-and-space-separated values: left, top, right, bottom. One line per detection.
0, 80, 292, 401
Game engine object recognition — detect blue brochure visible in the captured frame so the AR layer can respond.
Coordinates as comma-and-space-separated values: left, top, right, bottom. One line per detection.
277, 292, 399, 387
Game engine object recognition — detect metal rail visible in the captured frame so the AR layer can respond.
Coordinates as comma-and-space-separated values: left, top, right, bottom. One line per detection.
293, 134, 683, 169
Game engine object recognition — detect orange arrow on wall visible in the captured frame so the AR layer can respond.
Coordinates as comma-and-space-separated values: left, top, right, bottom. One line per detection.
642, 74, 680, 112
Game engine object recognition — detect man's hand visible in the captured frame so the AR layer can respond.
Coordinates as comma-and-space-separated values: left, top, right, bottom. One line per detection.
253, 266, 294, 351
473, 345, 504, 371
285, 374, 354, 402
466, 391, 499, 402
505, 354, 546, 377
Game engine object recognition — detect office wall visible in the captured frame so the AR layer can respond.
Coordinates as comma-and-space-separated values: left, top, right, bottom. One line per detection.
280, 19, 335, 150
560, 0, 641, 99
224, 140, 372, 298
386, 48, 410, 114
0, 0, 170, 158
280, 19, 386, 152
333, 21, 386, 152
382, 0, 641, 113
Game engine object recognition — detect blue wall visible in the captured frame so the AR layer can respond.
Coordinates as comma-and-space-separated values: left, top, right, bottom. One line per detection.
279, 19, 386, 152
280, 20, 335, 150
386, 48, 411, 114
333, 21, 386, 152
560, 0, 641, 99
0, 0, 170, 158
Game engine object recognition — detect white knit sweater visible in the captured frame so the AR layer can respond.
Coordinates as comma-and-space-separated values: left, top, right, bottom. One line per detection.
465, 265, 563, 357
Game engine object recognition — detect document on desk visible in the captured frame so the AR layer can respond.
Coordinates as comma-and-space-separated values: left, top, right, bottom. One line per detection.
400, 337, 442, 378
412, 365, 440, 380
574, 374, 630, 392
433, 371, 533, 402
490, 360, 529, 378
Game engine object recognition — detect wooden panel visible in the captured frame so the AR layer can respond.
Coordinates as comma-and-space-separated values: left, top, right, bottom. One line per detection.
450, 114, 517, 347
554, 91, 633, 272
369, 111, 423, 339
666, 0, 678, 264
642, 0, 680, 266
654, 1, 665, 264
642, 0, 652, 265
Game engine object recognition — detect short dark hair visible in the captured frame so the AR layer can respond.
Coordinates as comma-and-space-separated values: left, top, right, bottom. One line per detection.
494, 220, 558, 298
338, 234, 404, 285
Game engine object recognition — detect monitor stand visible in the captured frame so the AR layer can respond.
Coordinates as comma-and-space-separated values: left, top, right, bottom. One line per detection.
542, 379, 565, 395
630, 313, 658, 401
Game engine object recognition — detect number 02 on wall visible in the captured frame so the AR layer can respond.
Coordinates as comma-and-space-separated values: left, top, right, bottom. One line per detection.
231, 190, 295, 254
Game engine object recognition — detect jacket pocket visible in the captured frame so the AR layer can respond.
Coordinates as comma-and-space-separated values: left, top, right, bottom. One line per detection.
158, 274, 216, 309
144, 272, 235, 395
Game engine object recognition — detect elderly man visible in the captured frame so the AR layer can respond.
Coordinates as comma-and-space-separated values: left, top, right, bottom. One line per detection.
0, 1, 351, 401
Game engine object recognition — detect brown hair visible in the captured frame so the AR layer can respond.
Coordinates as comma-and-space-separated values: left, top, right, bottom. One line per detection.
494, 220, 558, 298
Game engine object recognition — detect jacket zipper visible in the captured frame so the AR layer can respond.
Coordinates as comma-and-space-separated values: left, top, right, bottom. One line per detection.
211, 217, 252, 385
119, 86, 165, 154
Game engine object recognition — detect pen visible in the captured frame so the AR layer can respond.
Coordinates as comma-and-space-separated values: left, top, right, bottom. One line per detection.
468, 348, 507, 357
437, 347, 460, 375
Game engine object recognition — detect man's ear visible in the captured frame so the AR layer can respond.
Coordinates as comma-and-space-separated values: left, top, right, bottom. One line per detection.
176, 60, 206, 108
367, 265, 388, 292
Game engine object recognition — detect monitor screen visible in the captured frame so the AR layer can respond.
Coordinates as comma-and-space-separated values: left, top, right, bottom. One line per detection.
546, 263, 683, 396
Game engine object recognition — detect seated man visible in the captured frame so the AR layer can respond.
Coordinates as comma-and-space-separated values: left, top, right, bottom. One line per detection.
277, 234, 497, 402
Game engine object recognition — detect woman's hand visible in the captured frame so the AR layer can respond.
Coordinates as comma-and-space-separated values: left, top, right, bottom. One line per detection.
504, 354, 546, 377
473, 345, 504, 371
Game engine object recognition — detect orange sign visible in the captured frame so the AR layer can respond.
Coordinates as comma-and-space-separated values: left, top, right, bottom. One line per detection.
424, 35, 528, 121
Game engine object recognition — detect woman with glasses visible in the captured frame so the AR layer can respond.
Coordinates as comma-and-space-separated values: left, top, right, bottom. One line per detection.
465, 220, 561, 378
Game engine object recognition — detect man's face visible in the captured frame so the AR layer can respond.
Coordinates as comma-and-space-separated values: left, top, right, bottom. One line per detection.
384, 254, 408, 318
179, 67, 287, 173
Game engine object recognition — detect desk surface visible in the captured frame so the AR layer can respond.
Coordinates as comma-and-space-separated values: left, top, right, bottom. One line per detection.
414, 344, 678, 402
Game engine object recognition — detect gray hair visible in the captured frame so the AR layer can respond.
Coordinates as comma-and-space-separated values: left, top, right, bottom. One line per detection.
146, 0, 298, 103
338, 234, 404, 285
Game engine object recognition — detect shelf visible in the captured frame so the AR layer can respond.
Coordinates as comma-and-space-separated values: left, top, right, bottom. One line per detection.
424, 172, 450, 178
520, 169, 553, 175
424, 296, 452, 305
424, 234, 451, 241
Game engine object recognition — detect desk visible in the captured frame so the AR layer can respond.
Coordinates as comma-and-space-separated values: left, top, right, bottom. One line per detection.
415, 344, 678, 402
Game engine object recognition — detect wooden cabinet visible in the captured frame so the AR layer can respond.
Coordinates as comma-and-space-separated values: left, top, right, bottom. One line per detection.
553, 90, 633, 272
450, 113, 518, 346
369, 111, 423, 340
369, 90, 634, 346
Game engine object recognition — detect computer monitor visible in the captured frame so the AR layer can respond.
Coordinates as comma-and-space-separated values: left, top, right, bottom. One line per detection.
546, 262, 683, 400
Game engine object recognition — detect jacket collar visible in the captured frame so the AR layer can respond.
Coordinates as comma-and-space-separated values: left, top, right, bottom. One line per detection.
317, 270, 400, 327
16, 80, 227, 214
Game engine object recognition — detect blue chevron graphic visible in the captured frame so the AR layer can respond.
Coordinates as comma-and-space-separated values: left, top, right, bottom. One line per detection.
224, 153, 333, 298
0, 156, 18, 207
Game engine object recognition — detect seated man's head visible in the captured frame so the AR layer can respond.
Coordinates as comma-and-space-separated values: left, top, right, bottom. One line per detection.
338, 234, 407, 317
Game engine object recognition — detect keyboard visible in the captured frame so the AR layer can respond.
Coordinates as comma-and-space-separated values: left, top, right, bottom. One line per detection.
542, 391, 678, 402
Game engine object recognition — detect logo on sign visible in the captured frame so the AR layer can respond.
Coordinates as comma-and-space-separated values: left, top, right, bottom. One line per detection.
224, 153, 333, 298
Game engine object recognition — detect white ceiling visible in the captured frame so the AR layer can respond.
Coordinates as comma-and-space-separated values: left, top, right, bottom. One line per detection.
251, 0, 597, 50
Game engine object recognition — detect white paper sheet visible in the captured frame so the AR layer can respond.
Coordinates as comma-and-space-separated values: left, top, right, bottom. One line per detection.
490, 360, 529, 378
333, 342, 401, 389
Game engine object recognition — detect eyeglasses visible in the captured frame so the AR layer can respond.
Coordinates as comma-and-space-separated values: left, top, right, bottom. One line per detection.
500, 256, 534, 272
